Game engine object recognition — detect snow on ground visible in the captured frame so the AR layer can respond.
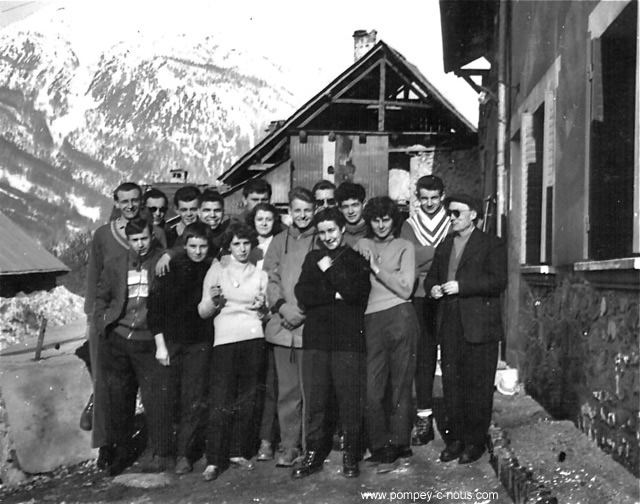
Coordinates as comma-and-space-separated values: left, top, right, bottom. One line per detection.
0, 287, 85, 351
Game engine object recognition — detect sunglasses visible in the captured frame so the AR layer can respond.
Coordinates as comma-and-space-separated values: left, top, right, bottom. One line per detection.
447, 209, 470, 218
147, 206, 168, 213
315, 198, 336, 206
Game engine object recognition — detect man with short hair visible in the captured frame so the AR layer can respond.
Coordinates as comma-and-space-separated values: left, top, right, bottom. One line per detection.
155, 189, 226, 275
312, 180, 337, 212
94, 217, 172, 476
263, 187, 317, 467
84, 182, 166, 470
166, 186, 201, 248
426, 194, 506, 465
335, 182, 367, 248
400, 175, 450, 446
143, 188, 169, 229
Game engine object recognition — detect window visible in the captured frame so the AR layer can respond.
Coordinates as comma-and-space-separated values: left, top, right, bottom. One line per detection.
588, 0, 638, 260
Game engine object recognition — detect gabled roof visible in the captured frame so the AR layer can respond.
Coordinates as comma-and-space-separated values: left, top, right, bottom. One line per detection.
218, 40, 477, 191
0, 211, 69, 275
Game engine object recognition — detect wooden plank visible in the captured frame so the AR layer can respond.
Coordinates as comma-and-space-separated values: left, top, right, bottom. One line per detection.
333, 61, 381, 100
333, 98, 432, 109
34, 317, 48, 361
378, 60, 386, 131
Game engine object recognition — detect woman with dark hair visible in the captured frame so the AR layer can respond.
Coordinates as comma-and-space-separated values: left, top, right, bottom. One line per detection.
198, 222, 268, 481
245, 202, 283, 270
356, 196, 419, 473
292, 207, 370, 479
245, 202, 283, 462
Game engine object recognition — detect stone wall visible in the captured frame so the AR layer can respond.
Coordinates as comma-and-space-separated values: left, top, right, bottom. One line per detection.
432, 147, 482, 199
517, 271, 639, 476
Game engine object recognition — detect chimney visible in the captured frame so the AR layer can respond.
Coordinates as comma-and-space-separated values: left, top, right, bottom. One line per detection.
353, 29, 377, 61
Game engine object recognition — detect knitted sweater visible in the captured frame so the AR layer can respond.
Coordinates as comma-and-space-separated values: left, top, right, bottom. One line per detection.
355, 237, 416, 315
198, 256, 268, 347
147, 255, 214, 345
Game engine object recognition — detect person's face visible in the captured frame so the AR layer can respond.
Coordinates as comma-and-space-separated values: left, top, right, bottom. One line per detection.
115, 189, 141, 221
145, 197, 167, 226
229, 235, 252, 263
244, 191, 270, 212
448, 202, 476, 234
184, 236, 209, 263
177, 199, 199, 226
289, 198, 315, 230
127, 227, 152, 256
198, 201, 224, 230
339, 198, 364, 225
254, 209, 275, 237
371, 215, 394, 240
418, 188, 444, 217
317, 220, 345, 251
314, 189, 336, 212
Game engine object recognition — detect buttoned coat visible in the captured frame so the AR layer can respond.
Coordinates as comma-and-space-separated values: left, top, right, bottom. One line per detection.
424, 228, 507, 343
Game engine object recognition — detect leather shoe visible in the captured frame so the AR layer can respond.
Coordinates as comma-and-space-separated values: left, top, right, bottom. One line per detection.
107, 446, 130, 477
96, 445, 114, 470
458, 444, 485, 464
291, 450, 324, 479
439, 440, 465, 462
79, 394, 93, 431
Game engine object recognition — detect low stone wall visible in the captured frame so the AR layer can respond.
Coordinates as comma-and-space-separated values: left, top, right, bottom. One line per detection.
516, 269, 639, 476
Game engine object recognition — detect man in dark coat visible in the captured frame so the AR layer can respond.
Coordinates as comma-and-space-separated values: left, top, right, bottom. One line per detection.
425, 194, 507, 464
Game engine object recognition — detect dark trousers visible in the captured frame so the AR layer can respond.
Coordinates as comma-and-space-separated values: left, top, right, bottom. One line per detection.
413, 296, 438, 410
258, 343, 279, 443
166, 341, 211, 460
365, 303, 418, 451
303, 349, 365, 457
206, 339, 264, 469
100, 333, 172, 456
440, 298, 498, 447
88, 321, 109, 449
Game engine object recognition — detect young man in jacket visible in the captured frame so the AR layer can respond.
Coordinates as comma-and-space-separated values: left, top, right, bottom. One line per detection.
263, 187, 317, 467
94, 217, 172, 476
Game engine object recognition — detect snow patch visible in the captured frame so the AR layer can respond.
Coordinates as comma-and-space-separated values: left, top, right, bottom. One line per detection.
0, 170, 33, 193
67, 193, 101, 222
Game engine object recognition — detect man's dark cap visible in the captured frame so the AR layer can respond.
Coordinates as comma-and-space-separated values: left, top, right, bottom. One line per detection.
445, 193, 483, 218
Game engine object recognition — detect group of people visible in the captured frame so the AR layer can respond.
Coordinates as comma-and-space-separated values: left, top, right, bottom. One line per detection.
80, 173, 507, 482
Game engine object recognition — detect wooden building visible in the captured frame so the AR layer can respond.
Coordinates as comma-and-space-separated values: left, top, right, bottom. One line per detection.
219, 31, 479, 215
440, 0, 639, 475
0, 211, 69, 297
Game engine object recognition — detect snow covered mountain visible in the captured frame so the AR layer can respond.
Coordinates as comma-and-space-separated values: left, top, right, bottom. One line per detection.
0, 8, 297, 246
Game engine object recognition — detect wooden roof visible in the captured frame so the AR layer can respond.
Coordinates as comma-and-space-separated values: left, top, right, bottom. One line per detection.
0, 211, 69, 276
218, 40, 477, 192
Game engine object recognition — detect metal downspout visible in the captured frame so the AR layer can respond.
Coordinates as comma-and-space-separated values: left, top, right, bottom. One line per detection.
496, 0, 509, 237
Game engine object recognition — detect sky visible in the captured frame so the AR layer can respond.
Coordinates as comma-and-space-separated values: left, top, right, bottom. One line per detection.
0, 0, 479, 125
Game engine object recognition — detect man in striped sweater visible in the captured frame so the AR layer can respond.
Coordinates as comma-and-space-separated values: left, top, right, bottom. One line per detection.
400, 175, 450, 446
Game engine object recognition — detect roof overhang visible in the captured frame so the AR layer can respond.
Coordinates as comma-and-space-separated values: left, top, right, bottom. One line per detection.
440, 0, 498, 74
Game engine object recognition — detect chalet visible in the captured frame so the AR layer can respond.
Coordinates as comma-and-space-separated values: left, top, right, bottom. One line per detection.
0, 211, 69, 297
440, 0, 639, 475
219, 31, 480, 215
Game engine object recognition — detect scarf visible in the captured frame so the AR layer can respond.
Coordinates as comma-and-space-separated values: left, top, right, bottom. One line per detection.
406, 206, 450, 247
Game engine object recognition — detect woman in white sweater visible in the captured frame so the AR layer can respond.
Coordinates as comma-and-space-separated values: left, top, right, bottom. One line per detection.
198, 222, 268, 482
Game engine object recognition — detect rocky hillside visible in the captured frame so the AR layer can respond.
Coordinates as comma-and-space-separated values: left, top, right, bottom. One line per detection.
0, 12, 296, 247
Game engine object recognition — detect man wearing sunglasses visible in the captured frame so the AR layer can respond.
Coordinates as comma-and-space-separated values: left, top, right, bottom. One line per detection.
425, 194, 506, 465
312, 180, 337, 213
143, 189, 169, 229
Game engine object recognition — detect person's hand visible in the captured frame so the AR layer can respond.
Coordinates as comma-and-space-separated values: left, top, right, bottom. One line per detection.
359, 248, 373, 261
430, 285, 444, 299
317, 256, 332, 272
210, 285, 222, 299
155, 342, 170, 366
249, 294, 266, 311
441, 281, 459, 296
279, 303, 305, 330
155, 253, 172, 276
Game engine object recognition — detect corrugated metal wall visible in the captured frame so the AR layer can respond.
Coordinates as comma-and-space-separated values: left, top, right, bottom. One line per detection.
290, 135, 324, 190
349, 135, 389, 198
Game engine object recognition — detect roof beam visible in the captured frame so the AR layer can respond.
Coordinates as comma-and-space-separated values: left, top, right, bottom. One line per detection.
333, 98, 432, 110
378, 60, 386, 131
333, 61, 381, 100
